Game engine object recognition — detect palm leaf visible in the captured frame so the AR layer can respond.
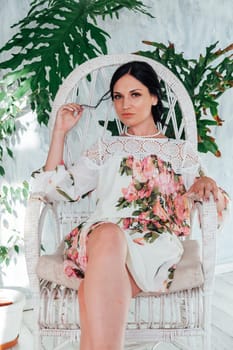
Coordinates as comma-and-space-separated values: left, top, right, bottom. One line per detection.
0, 0, 152, 124
0, 0, 152, 175
137, 41, 233, 156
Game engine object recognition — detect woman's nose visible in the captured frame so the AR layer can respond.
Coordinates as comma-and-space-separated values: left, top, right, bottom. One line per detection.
123, 97, 131, 109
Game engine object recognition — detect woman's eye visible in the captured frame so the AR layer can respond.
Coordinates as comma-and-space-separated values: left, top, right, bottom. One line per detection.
131, 92, 141, 97
113, 94, 121, 100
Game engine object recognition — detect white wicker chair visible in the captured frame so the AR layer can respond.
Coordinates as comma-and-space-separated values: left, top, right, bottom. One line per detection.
24, 54, 218, 350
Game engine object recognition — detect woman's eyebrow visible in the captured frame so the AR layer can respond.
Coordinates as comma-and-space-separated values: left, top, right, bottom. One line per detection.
113, 88, 143, 94
130, 89, 142, 92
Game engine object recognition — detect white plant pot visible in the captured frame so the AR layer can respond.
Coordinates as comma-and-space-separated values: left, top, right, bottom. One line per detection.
0, 288, 25, 349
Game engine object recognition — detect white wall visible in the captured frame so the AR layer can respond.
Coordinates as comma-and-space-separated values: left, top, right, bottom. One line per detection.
0, 0, 233, 289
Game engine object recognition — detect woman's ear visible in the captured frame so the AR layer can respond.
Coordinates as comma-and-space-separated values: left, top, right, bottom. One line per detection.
152, 95, 158, 106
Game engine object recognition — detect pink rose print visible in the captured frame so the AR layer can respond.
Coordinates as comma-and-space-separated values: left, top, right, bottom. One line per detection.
117, 155, 191, 240
122, 182, 138, 202
133, 237, 145, 245
152, 198, 169, 221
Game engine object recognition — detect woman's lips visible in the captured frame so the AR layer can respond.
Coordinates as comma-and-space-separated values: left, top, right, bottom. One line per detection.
121, 113, 134, 117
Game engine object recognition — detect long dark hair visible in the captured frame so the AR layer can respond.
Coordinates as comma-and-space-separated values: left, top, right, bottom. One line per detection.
109, 61, 164, 127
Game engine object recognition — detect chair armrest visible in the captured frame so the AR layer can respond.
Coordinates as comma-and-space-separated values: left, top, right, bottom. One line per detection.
24, 193, 59, 294
195, 197, 218, 291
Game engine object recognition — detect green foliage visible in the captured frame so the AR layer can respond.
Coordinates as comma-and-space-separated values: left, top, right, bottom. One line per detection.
0, 181, 29, 214
0, 232, 23, 266
0, 0, 152, 176
0, 181, 29, 265
136, 41, 233, 156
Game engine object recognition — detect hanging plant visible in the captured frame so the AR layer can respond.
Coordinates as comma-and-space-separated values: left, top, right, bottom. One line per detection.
0, 0, 152, 176
136, 41, 233, 156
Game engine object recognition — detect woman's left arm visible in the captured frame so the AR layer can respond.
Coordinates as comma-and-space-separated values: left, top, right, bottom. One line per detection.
187, 176, 227, 213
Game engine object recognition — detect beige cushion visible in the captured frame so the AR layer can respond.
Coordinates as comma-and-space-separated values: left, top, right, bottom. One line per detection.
36, 242, 81, 290
168, 240, 204, 293
36, 239, 204, 293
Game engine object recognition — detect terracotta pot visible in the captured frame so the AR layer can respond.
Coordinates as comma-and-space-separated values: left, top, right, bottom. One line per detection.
0, 289, 25, 349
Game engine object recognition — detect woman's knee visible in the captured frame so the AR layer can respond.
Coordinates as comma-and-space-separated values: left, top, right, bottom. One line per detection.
87, 223, 127, 256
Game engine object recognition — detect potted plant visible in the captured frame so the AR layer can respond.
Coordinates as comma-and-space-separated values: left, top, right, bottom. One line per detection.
0, 288, 25, 349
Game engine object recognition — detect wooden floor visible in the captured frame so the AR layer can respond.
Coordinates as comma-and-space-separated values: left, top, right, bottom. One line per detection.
10, 271, 233, 350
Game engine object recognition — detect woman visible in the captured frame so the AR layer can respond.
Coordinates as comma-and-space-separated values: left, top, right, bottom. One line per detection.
32, 61, 228, 350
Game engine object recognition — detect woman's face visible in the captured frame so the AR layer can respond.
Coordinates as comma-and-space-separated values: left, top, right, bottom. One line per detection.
112, 74, 158, 129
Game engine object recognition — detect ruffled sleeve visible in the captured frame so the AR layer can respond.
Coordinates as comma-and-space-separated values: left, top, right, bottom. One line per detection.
181, 141, 230, 230
216, 188, 230, 229
30, 148, 101, 202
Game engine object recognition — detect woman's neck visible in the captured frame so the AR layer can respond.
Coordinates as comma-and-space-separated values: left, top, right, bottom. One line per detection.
125, 128, 161, 138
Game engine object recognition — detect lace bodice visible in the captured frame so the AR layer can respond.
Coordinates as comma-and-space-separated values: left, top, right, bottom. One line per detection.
84, 136, 199, 174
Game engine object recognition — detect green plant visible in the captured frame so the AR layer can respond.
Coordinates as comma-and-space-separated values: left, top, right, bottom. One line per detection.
0, 0, 152, 177
0, 182, 29, 266
136, 41, 233, 156
0, 181, 29, 214
0, 232, 23, 266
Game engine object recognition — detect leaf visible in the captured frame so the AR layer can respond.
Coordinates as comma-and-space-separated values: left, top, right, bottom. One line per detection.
0, 246, 8, 264
22, 188, 29, 200
41, 243, 46, 252
132, 210, 142, 216
23, 180, 29, 190
198, 119, 218, 126
0, 166, 5, 176
7, 147, 14, 159
143, 231, 159, 243
56, 186, 75, 202
198, 138, 219, 155
98, 120, 121, 136
14, 245, 20, 254
139, 40, 233, 156
0, 0, 151, 128
13, 78, 32, 100
2, 185, 8, 196
0, 1, 152, 177
87, 22, 109, 55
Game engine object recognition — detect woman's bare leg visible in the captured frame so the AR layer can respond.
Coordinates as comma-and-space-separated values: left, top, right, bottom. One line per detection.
78, 223, 141, 350
78, 281, 91, 350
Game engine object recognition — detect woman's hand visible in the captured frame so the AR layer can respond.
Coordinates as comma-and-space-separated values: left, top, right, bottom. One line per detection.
45, 103, 84, 171
187, 176, 219, 202
186, 176, 227, 214
54, 103, 84, 135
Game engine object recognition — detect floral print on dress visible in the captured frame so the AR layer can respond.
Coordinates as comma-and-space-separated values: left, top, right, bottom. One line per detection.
116, 155, 191, 243
64, 221, 105, 279
64, 223, 86, 278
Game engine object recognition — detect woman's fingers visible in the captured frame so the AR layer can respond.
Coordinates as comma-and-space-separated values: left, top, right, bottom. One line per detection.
59, 103, 83, 116
186, 176, 219, 202
55, 103, 84, 134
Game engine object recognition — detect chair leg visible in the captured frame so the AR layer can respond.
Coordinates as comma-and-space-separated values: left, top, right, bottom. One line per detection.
203, 292, 212, 350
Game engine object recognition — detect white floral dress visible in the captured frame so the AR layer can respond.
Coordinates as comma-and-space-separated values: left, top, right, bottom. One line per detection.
31, 136, 229, 293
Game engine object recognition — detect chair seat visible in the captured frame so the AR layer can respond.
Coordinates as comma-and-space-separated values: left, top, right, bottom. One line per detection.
36, 239, 204, 293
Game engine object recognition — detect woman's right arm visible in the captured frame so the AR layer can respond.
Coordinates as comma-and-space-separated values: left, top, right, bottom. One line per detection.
45, 103, 84, 171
